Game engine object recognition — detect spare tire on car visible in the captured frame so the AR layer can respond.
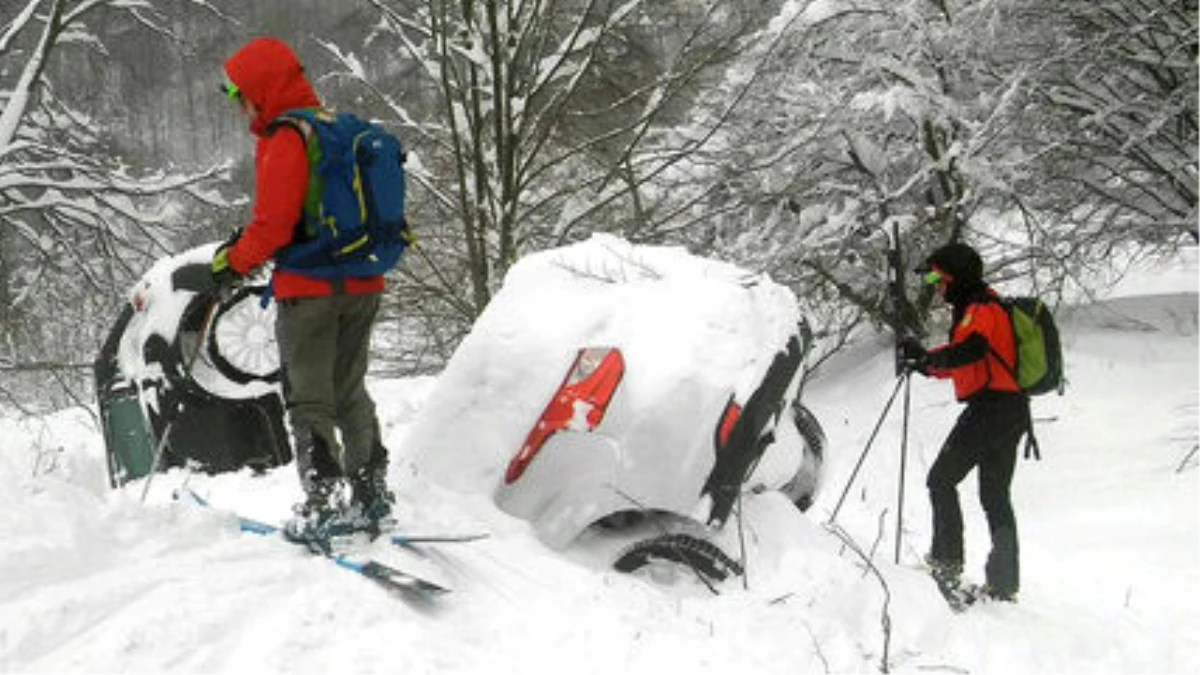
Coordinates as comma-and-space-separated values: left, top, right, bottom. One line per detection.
93, 244, 292, 488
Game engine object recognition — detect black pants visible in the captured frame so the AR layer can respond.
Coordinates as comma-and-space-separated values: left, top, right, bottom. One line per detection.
927, 392, 1028, 595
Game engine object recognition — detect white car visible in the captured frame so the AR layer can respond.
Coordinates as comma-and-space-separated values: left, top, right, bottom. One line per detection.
403, 235, 825, 583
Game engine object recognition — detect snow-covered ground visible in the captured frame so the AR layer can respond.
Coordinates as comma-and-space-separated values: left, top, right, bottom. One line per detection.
0, 247, 1195, 674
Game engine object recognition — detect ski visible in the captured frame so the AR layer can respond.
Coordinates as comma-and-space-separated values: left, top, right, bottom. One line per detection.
390, 532, 489, 546
235, 511, 450, 595
329, 556, 449, 595
177, 488, 450, 596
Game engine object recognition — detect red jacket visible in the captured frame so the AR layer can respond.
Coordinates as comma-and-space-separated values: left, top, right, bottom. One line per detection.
927, 292, 1020, 401
222, 37, 384, 299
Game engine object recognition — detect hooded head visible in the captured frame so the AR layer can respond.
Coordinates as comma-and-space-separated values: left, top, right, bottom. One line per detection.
223, 37, 320, 135
919, 242, 984, 304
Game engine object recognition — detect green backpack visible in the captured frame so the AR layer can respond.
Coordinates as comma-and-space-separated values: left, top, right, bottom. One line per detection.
998, 296, 1064, 397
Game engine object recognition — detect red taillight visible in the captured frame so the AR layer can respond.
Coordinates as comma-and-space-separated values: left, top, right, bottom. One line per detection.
715, 398, 741, 449
505, 347, 625, 484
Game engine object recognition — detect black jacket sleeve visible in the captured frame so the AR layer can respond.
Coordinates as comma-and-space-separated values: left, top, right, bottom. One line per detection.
927, 331, 990, 370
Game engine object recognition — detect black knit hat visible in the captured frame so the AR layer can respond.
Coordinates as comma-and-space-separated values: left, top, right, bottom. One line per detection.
921, 242, 983, 284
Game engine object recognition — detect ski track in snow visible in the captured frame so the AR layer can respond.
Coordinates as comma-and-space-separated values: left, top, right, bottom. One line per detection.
1, 287, 1197, 673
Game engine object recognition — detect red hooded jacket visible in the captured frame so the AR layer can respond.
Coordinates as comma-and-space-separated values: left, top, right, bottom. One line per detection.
222, 37, 384, 299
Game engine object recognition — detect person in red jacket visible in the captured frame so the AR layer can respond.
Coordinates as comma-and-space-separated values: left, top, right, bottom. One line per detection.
900, 242, 1028, 603
210, 36, 394, 539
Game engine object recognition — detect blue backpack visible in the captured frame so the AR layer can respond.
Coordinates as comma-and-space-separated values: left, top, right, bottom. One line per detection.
269, 108, 410, 278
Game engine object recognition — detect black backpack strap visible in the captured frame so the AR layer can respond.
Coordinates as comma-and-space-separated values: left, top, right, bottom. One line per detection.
987, 343, 1020, 386
984, 302, 1022, 393
986, 297, 1020, 378
1024, 417, 1041, 460
265, 113, 313, 144
1019, 396, 1041, 460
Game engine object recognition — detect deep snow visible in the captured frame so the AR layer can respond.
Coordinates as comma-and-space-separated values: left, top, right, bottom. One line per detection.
0, 246, 1196, 674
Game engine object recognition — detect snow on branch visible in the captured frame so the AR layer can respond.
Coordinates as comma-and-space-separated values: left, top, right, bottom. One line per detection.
0, 0, 43, 54
0, 0, 235, 405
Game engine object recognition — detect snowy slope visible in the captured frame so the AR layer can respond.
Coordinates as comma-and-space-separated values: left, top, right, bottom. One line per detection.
0, 250, 1196, 674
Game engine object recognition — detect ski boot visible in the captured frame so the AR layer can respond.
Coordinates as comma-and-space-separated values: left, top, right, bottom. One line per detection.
925, 555, 973, 611
973, 583, 1017, 604
283, 477, 355, 554
349, 463, 396, 537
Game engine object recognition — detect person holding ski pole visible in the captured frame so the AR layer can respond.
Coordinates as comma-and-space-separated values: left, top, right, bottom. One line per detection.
209, 36, 394, 542
898, 242, 1028, 603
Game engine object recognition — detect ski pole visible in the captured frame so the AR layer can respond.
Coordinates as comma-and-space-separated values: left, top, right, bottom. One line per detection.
827, 371, 907, 525
139, 295, 221, 503
894, 371, 912, 564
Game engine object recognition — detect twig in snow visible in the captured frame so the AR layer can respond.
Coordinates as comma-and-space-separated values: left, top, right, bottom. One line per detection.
549, 244, 664, 285
1175, 443, 1198, 473
31, 444, 63, 478
768, 592, 794, 605
865, 509, 888, 574
825, 517, 894, 673
802, 620, 832, 674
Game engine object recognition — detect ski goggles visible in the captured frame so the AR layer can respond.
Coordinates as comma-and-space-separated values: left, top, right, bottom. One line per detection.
923, 268, 949, 285
221, 78, 242, 103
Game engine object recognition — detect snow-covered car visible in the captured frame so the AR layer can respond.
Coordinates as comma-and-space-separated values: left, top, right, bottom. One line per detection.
94, 243, 291, 488
402, 235, 825, 581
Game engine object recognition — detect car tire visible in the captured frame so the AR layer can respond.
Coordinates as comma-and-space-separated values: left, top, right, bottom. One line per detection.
781, 401, 826, 511
613, 532, 743, 583
792, 400, 826, 464
172, 285, 279, 397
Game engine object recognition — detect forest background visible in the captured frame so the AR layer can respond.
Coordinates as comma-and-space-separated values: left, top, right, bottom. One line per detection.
1, 0, 1195, 410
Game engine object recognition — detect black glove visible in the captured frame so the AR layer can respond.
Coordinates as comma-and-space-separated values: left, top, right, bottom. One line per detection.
897, 337, 929, 375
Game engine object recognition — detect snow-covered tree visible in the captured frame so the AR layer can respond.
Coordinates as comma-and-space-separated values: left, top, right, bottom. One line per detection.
0, 0, 226, 408
688, 1, 1012, 340
687, 0, 1196, 361
1004, 0, 1197, 252
319, 0, 784, 342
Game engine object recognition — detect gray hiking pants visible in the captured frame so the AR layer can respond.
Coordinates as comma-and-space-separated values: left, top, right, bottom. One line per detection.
275, 292, 382, 485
